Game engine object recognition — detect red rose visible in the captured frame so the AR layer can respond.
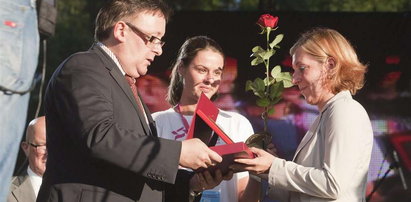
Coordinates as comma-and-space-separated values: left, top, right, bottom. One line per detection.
257, 14, 279, 28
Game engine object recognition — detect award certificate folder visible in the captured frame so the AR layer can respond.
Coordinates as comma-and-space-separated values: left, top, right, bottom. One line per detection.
209, 142, 254, 174
186, 93, 234, 145
186, 93, 254, 173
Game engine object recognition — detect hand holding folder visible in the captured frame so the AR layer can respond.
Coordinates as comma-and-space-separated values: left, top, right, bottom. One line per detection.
186, 93, 255, 174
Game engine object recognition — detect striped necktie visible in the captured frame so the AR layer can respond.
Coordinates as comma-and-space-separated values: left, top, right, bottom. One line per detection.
125, 74, 146, 117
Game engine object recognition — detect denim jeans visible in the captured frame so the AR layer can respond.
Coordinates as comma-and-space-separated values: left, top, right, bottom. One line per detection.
0, 0, 39, 201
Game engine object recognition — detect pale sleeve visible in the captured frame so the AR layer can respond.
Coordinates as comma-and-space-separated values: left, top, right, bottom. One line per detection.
267, 158, 290, 201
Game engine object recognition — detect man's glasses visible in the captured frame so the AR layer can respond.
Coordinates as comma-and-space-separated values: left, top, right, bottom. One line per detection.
125, 22, 165, 48
29, 142, 47, 154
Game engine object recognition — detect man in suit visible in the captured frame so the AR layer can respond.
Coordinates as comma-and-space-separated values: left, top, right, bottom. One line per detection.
9, 116, 47, 202
37, 0, 222, 202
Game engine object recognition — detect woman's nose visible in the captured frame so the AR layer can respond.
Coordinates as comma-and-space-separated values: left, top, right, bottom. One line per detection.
292, 72, 300, 85
204, 76, 214, 84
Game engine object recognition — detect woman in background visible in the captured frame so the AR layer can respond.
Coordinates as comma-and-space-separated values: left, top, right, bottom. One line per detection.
153, 36, 260, 202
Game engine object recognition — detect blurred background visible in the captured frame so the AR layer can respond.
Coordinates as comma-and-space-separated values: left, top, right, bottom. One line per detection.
19, 0, 411, 202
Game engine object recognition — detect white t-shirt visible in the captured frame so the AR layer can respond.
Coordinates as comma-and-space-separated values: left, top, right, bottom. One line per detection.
153, 108, 254, 202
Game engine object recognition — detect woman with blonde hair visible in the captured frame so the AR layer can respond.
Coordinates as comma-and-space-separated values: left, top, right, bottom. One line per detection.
232, 28, 373, 202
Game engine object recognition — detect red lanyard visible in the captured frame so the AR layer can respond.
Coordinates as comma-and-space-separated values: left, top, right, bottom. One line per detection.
175, 104, 190, 132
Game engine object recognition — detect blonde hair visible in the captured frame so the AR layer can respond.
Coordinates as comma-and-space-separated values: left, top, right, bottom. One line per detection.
290, 28, 367, 95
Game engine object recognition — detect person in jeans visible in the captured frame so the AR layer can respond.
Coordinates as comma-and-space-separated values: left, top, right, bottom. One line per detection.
0, 0, 39, 201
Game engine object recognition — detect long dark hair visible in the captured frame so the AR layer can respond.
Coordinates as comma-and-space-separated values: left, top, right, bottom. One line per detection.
166, 36, 224, 105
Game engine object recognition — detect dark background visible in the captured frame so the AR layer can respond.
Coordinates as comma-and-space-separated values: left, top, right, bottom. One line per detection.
152, 11, 411, 99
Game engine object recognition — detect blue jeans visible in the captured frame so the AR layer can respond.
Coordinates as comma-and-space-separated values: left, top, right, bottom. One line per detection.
0, 0, 39, 201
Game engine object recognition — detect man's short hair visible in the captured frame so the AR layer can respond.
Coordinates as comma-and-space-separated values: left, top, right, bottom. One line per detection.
94, 0, 172, 41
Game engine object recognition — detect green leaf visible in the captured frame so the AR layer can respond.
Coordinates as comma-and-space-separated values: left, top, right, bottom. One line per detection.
267, 107, 275, 115
270, 96, 282, 105
246, 78, 266, 98
268, 82, 284, 100
251, 46, 266, 59
251, 46, 264, 53
270, 65, 281, 78
254, 78, 265, 92
276, 72, 294, 88
245, 80, 252, 92
282, 79, 294, 88
269, 34, 284, 49
256, 97, 270, 107
261, 49, 274, 60
263, 77, 274, 86
251, 57, 264, 66
254, 91, 264, 98
256, 49, 267, 58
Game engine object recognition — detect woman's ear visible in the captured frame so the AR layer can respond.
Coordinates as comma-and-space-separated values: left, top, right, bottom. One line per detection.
326, 57, 336, 69
177, 63, 185, 76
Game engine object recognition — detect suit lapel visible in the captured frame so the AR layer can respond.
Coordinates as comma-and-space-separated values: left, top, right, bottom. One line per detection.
292, 93, 340, 161
292, 115, 321, 161
11, 175, 36, 202
91, 44, 151, 135
138, 91, 157, 136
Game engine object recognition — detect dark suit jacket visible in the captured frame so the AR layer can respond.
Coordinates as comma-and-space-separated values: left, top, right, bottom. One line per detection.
37, 44, 187, 202
8, 170, 36, 202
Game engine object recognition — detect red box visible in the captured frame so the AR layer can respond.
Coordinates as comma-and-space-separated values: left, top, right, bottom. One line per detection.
209, 142, 254, 174
187, 93, 254, 174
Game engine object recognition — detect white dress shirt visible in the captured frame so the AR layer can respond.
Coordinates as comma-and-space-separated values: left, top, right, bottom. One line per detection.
27, 166, 42, 197
96, 42, 149, 124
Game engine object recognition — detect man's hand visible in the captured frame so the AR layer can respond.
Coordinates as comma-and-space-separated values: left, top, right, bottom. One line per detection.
189, 169, 234, 192
229, 147, 275, 175
180, 138, 222, 170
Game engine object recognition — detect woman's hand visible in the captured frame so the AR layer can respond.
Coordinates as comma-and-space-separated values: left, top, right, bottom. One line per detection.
189, 169, 234, 192
266, 142, 278, 156
230, 147, 275, 175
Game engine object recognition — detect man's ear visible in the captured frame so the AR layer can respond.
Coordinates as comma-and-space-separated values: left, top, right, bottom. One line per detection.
21, 142, 29, 157
113, 21, 127, 42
